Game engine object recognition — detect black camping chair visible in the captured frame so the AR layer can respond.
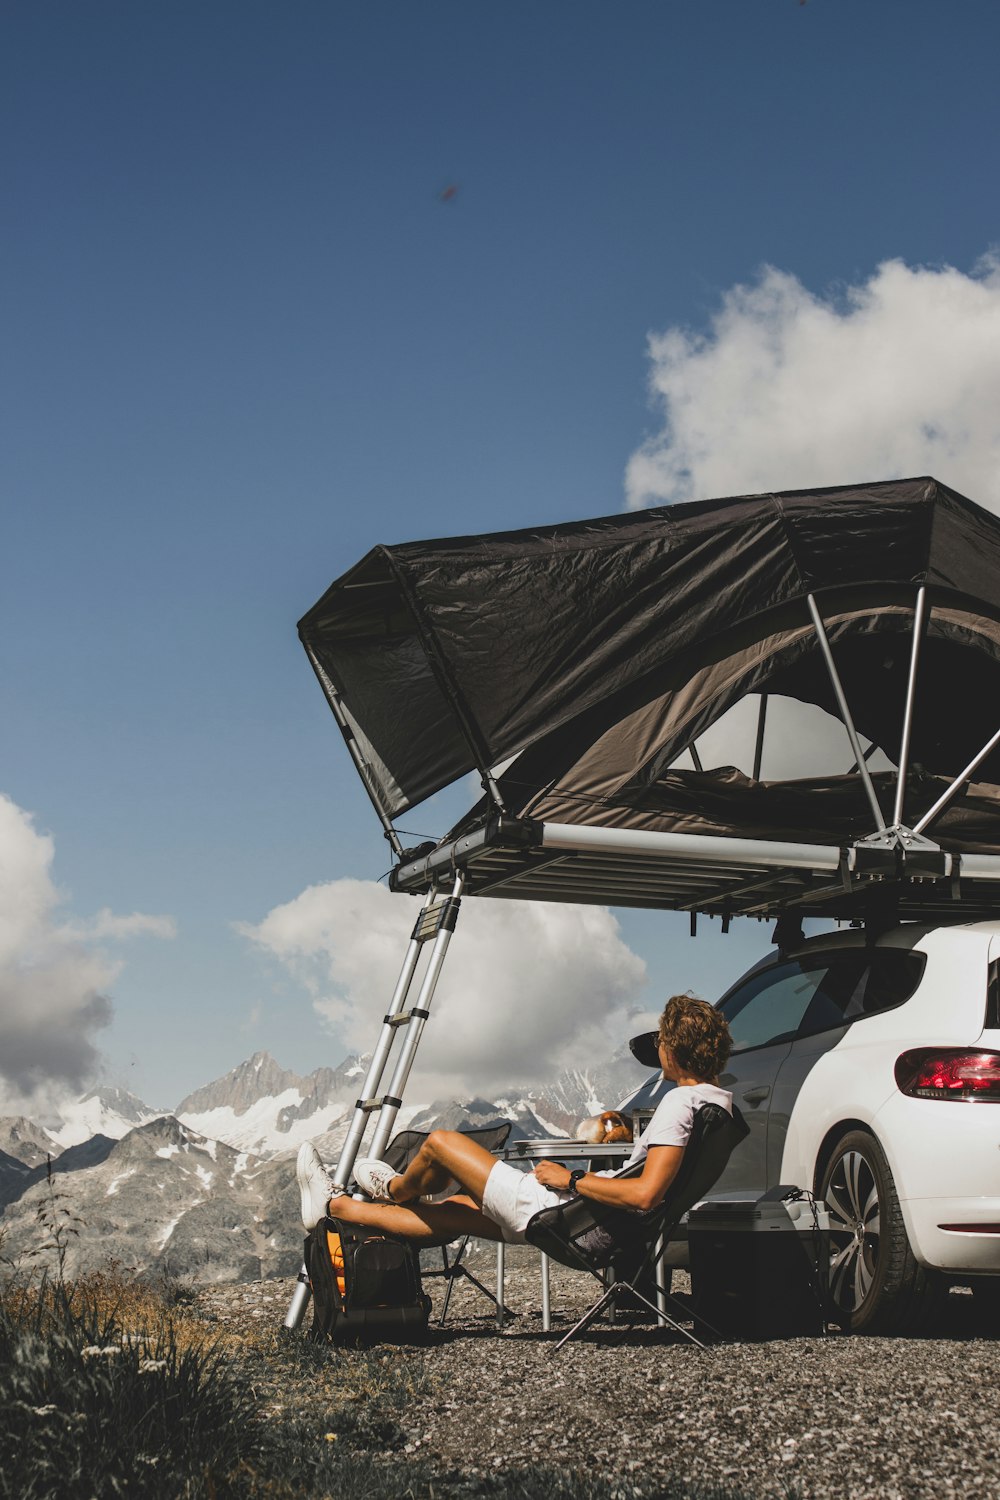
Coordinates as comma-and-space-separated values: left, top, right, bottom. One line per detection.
524, 1103, 749, 1350
381, 1122, 514, 1326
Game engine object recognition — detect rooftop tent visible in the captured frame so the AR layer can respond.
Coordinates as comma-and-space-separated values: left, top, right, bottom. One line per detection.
286, 474, 1000, 1334
298, 477, 1000, 921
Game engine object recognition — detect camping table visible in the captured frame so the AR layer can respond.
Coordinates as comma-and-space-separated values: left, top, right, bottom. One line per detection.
496, 1140, 631, 1332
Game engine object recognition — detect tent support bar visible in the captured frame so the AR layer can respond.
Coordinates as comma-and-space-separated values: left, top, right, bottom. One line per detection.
678, 864, 808, 912
378, 553, 510, 817
847, 741, 880, 776
807, 593, 886, 832
954, 854, 1000, 881
540, 821, 841, 872
482, 770, 507, 814
914, 728, 1000, 836
689, 742, 704, 773
893, 587, 928, 828
752, 693, 768, 782
303, 643, 404, 859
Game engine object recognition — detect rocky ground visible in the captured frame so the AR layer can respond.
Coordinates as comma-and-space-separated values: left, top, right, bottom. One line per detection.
194, 1246, 1000, 1500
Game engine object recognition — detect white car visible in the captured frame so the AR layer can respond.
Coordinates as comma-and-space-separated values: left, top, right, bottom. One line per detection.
622, 921, 1000, 1333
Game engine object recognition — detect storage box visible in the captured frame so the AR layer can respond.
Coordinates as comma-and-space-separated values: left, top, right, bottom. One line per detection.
688, 1190, 830, 1340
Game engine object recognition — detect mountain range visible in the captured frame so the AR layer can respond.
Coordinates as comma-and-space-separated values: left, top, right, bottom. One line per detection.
0, 1047, 649, 1285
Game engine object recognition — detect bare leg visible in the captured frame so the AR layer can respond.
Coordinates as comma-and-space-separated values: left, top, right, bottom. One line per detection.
328, 1191, 504, 1245
389, 1130, 498, 1204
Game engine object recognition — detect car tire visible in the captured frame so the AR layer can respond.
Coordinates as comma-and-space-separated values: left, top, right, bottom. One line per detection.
820, 1129, 944, 1335
970, 1277, 1000, 1331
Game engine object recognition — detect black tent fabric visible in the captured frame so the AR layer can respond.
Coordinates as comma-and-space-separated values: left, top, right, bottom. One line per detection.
299, 477, 1000, 838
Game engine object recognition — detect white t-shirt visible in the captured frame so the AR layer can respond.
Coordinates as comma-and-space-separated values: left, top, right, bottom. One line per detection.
596, 1082, 733, 1178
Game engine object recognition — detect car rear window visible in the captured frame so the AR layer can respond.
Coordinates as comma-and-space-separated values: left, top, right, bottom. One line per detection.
719, 947, 926, 1053
798, 949, 926, 1035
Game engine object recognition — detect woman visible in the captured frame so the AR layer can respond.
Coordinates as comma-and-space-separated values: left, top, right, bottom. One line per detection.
296, 993, 732, 1245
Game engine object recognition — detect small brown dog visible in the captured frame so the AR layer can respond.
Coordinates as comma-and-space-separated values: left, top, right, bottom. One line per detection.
576, 1109, 633, 1145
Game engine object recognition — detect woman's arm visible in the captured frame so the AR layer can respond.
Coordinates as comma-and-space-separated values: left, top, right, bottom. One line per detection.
533, 1143, 683, 1212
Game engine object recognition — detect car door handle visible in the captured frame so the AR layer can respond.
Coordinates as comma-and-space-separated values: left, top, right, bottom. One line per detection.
742, 1086, 770, 1105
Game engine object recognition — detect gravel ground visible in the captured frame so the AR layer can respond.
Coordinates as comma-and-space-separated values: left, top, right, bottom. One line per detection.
195, 1247, 1000, 1500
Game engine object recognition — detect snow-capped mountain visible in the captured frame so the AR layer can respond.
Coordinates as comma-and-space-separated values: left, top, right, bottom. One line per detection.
0, 1115, 299, 1283
513, 1051, 648, 1136
176, 1050, 368, 1156
173, 1047, 646, 1159
50, 1086, 167, 1149
0, 1045, 658, 1283
0, 1115, 60, 1168
406, 1096, 551, 1140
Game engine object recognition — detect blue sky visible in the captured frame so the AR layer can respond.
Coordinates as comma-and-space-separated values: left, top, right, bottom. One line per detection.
4, 1, 1000, 1110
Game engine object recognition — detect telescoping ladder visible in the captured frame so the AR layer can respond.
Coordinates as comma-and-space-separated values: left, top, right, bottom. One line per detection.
284, 873, 464, 1331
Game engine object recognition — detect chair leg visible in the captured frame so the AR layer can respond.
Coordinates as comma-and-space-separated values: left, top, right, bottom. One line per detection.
438, 1243, 457, 1326
614, 1281, 707, 1349
434, 1237, 516, 1327
553, 1284, 619, 1351
439, 1266, 515, 1325
554, 1280, 708, 1352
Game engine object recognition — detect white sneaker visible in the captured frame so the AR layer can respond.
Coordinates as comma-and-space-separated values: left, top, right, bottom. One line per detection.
296, 1142, 335, 1231
353, 1158, 398, 1202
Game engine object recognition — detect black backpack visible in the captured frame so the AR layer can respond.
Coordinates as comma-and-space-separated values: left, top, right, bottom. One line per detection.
303, 1215, 431, 1344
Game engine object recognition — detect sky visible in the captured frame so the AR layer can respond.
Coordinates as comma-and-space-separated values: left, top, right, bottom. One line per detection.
4, 0, 1000, 1113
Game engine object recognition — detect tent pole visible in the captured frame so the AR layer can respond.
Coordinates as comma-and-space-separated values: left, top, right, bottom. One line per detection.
752, 693, 768, 781
892, 587, 928, 828
846, 741, 880, 776
482, 770, 507, 814
806, 594, 886, 832
302, 643, 404, 860
689, 742, 704, 773
914, 725, 1000, 836
377, 556, 510, 817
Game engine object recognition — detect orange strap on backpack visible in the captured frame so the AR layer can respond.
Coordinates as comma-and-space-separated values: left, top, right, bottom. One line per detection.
326, 1229, 346, 1296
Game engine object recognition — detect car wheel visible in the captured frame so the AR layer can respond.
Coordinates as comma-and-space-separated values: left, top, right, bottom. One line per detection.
820, 1129, 943, 1334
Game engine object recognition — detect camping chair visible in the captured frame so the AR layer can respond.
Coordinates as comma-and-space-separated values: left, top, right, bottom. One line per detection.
524, 1103, 749, 1350
381, 1122, 515, 1326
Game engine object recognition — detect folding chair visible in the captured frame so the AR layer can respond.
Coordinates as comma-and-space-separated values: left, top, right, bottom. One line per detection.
381, 1121, 514, 1326
524, 1103, 749, 1350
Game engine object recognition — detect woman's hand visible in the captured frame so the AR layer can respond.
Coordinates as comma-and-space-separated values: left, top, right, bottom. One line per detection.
533, 1160, 572, 1190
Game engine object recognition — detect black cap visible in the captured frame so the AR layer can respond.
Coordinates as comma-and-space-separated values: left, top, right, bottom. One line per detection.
628, 1030, 661, 1069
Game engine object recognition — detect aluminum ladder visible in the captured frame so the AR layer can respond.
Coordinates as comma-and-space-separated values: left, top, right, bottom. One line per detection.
283, 872, 464, 1330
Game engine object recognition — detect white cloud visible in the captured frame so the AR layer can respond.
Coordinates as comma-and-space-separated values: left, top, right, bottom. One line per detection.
81, 909, 178, 942
238, 879, 646, 1097
0, 793, 175, 1108
626, 255, 1000, 511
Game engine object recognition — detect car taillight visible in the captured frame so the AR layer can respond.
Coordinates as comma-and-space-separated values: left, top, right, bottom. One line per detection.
895, 1048, 1000, 1101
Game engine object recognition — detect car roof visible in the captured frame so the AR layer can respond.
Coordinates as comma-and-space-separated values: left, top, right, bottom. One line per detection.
780, 918, 1000, 960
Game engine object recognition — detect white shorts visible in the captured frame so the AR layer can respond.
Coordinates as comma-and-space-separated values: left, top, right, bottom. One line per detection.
481, 1160, 569, 1244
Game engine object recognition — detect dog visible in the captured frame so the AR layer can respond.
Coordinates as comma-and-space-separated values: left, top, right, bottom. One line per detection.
575, 1109, 633, 1145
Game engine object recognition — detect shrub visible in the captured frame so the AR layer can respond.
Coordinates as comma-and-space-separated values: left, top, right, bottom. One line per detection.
0, 1275, 262, 1499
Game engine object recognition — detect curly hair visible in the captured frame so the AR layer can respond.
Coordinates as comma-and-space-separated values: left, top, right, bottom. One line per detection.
658, 993, 732, 1080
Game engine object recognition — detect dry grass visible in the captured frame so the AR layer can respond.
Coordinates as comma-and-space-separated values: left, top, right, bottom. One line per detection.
3, 1264, 212, 1354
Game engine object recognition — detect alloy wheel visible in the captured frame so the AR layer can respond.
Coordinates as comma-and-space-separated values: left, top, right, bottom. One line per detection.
824, 1147, 882, 1318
